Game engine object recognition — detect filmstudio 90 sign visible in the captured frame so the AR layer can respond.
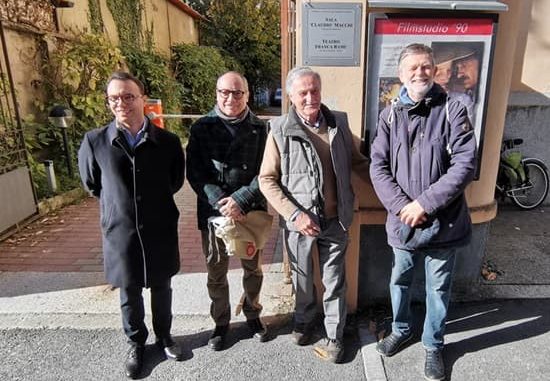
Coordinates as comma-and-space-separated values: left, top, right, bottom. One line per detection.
303, 2, 362, 67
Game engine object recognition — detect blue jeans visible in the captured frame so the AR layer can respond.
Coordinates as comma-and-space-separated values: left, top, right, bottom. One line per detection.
390, 247, 457, 350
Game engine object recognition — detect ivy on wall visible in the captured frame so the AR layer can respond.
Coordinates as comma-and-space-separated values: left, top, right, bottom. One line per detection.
87, 0, 104, 34
106, 0, 143, 48
30, 33, 122, 197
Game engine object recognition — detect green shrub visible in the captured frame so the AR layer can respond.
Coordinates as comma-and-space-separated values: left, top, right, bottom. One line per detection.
171, 43, 242, 114
39, 33, 122, 143
122, 46, 187, 139
27, 33, 122, 198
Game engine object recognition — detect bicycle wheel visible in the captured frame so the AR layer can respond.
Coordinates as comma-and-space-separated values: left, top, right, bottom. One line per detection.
510, 158, 550, 210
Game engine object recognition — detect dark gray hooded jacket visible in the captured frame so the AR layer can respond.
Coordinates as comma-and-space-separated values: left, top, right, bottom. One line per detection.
370, 84, 476, 249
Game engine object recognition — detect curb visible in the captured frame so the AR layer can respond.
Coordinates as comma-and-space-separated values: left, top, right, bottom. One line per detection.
359, 325, 388, 381
37, 187, 87, 215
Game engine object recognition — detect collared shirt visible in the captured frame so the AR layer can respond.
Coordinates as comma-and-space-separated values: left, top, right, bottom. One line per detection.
117, 119, 147, 148
297, 111, 323, 129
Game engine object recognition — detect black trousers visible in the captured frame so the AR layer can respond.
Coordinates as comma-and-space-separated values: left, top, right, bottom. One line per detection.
119, 279, 173, 346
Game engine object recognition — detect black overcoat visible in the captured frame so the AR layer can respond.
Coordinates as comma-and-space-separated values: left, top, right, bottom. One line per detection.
78, 119, 185, 287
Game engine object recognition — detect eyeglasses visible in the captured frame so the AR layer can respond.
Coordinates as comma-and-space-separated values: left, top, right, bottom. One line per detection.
216, 89, 246, 99
106, 94, 140, 105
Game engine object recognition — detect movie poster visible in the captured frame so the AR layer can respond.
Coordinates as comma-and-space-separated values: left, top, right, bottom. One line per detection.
364, 15, 498, 176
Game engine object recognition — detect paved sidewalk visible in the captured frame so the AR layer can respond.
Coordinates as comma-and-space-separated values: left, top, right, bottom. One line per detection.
1, 187, 550, 380
0, 182, 279, 274
360, 299, 550, 381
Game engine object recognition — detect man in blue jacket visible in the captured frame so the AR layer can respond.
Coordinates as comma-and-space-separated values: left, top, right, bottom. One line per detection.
370, 44, 476, 381
78, 72, 185, 379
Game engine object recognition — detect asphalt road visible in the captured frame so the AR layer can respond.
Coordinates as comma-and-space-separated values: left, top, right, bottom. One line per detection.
0, 320, 365, 381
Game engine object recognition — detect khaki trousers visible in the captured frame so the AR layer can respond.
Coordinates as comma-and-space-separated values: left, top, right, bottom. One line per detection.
200, 230, 263, 325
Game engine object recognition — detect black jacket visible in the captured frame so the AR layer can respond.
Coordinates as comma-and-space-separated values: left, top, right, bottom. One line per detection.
186, 109, 267, 230
78, 119, 185, 287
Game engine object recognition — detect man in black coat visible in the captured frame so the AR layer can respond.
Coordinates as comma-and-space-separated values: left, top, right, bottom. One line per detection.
78, 72, 185, 379
186, 71, 269, 351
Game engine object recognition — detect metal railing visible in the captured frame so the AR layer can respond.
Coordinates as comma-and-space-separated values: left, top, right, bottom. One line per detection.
147, 112, 279, 121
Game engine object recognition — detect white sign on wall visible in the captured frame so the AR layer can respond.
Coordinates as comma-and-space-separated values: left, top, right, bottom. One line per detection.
303, 3, 362, 66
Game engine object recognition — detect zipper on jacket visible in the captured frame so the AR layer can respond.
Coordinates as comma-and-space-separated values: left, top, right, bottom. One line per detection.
300, 136, 324, 217
328, 126, 348, 232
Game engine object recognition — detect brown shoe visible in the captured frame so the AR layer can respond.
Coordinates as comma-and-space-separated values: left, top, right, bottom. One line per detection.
313, 338, 344, 363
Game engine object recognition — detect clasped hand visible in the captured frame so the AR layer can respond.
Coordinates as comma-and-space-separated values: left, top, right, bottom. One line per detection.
294, 211, 320, 237
399, 200, 427, 227
218, 197, 245, 221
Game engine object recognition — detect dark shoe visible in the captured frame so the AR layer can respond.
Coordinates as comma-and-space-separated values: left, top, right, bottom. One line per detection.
291, 323, 314, 346
208, 325, 228, 351
156, 337, 183, 361
313, 338, 344, 363
424, 349, 445, 381
247, 318, 269, 342
376, 332, 413, 357
125, 344, 144, 379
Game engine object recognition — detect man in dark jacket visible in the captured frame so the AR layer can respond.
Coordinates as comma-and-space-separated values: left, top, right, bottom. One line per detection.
186, 71, 269, 351
370, 44, 476, 381
78, 72, 185, 379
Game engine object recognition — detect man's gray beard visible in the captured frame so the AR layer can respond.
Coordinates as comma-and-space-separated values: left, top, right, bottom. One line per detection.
406, 81, 434, 100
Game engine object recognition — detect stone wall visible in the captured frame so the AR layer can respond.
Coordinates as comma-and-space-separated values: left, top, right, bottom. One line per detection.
0, 0, 56, 31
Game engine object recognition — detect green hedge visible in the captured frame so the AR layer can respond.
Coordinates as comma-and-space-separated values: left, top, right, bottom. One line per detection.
171, 43, 242, 114
123, 46, 185, 136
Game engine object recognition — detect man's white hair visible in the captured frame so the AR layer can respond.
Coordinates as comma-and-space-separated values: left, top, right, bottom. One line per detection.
285, 66, 321, 95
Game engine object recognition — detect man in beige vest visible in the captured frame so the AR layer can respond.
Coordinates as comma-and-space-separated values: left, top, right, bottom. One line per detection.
259, 66, 369, 363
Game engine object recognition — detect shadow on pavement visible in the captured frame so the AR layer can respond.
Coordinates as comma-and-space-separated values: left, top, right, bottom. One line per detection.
136, 314, 363, 377
374, 299, 550, 380
444, 299, 550, 376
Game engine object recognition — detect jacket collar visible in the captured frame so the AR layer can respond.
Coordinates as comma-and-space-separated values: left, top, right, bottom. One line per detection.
203, 107, 265, 128
107, 117, 160, 146
396, 83, 447, 112
284, 103, 336, 137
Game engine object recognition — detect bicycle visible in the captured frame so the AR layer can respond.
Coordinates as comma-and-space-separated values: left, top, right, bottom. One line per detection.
495, 138, 550, 210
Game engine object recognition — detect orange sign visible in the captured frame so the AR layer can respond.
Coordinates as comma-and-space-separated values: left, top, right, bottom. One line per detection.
144, 98, 164, 128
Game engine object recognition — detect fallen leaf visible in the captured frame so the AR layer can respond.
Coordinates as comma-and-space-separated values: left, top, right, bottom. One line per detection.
481, 267, 498, 281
